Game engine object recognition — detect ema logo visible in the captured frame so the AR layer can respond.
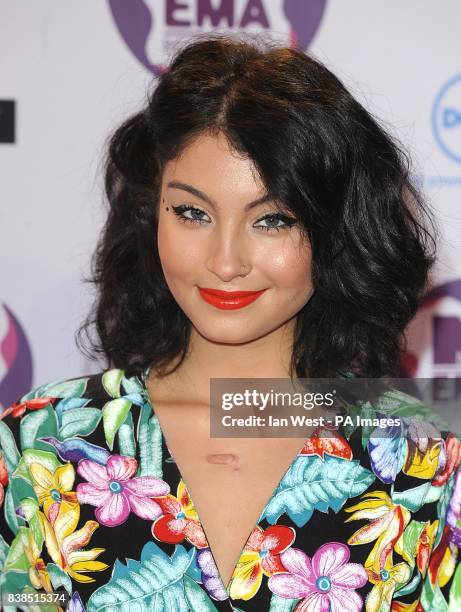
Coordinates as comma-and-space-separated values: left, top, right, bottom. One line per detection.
402, 279, 461, 378
432, 74, 461, 165
108, 0, 327, 75
0, 304, 33, 411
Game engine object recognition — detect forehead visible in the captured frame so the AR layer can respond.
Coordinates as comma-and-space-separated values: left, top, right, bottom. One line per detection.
161, 132, 266, 199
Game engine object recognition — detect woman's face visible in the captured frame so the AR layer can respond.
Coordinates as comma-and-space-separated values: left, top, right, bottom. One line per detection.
157, 131, 314, 345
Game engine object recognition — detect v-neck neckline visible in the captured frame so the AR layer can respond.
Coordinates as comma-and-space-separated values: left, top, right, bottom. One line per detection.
139, 366, 314, 596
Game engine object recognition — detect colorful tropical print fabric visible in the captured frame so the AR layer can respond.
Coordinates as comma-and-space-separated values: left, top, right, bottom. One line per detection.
0, 368, 460, 611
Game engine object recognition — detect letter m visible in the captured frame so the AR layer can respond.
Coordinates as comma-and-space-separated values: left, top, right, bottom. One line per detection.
198, 0, 234, 27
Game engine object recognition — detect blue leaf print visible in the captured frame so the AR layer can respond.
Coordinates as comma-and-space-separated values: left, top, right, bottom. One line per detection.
367, 421, 408, 484
121, 392, 145, 406
184, 546, 202, 583
137, 402, 163, 478
260, 455, 375, 527
122, 374, 146, 396
86, 541, 194, 611
55, 397, 89, 426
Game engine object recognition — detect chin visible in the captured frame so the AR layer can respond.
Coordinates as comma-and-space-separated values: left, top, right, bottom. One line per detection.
192, 321, 273, 345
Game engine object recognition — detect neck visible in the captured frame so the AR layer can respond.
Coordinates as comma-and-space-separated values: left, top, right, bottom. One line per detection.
152, 319, 298, 403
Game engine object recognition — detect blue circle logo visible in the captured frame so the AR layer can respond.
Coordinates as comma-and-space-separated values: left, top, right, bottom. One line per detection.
432, 74, 461, 164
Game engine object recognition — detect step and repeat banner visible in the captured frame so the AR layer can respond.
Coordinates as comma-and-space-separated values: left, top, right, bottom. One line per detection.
1, 0, 461, 408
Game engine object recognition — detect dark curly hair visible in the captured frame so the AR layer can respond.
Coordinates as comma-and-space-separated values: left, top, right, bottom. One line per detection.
77, 32, 438, 380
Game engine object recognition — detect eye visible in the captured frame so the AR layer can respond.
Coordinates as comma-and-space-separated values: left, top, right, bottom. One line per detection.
171, 205, 211, 225
254, 213, 297, 233
170, 205, 297, 233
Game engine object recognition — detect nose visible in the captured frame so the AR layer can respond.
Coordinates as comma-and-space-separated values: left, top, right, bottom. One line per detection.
205, 224, 251, 281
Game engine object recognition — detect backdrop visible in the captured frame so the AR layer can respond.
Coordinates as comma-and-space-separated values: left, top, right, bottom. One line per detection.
1, 0, 461, 409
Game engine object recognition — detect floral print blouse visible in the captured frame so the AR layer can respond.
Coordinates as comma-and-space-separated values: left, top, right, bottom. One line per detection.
0, 368, 461, 611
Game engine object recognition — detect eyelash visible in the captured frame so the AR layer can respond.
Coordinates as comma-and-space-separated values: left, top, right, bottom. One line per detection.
171, 205, 297, 233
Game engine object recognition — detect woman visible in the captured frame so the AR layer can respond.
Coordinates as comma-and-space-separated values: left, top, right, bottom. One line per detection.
1, 34, 460, 611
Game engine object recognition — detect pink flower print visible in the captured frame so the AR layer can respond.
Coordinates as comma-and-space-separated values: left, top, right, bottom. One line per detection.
268, 543, 368, 612
76, 455, 170, 527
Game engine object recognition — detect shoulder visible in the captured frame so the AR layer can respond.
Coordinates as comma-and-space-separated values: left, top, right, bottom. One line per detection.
0, 368, 148, 448
337, 385, 461, 488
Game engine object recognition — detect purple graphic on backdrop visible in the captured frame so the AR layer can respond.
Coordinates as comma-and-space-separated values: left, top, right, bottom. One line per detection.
108, 0, 327, 75
0, 304, 33, 410
401, 279, 461, 377
284, 0, 326, 49
424, 279, 461, 366
109, 0, 159, 74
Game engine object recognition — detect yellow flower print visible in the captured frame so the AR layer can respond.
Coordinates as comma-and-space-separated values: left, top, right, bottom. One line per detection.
29, 461, 78, 523
365, 561, 411, 611
177, 479, 200, 520
17, 527, 53, 593
345, 490, 410, 573
403, 432, 444, 480
39, 504, 108, 583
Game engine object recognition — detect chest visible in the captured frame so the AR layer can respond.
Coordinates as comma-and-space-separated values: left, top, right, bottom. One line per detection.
151, 399, 307, 588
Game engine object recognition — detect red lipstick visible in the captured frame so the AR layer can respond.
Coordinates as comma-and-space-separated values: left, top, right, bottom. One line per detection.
198, 287, 267, 310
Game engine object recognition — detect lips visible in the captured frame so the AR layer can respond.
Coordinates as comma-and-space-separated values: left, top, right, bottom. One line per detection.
198, 287, 267, 310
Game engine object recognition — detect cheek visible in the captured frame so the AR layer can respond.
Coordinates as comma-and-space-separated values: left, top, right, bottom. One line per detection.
157, 221, 202, 280
260, 239, 312, 291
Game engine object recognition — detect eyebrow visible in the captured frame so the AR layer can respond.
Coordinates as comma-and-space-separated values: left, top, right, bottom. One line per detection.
167, 180, 273, 212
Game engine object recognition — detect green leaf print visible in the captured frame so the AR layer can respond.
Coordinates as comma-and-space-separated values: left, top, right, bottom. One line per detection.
58, 407, 102, 439
421, 578, 449, 612
13, 449, 61, 486
371, 389, 450, 431
436, 473, 456, 543
0, 421, 21, 473
260, 455, 375, 527
0, 533, 10, 572
359, 403, 377, 448
47, 562, 73, 595
21, 377, 88, 402
393, 573, 421, 597
19, 405, 58, 452
395, 520, 426, 567
17, 498, 44, 551
102, 369, 124, 398
117, 410, 136, 457
102, 398, 132, 451
0, 569, 37, 612
4, 484, 25, 534
137, 402, 163, 478
3, 487, 26, 533
448, 560, 461, 611
392, 482, 443, 512
4, 527, 30, 571
268, 593, 301, 610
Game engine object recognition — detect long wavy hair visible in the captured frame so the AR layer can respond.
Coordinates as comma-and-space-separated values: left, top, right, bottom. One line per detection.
77, 33, 438, 380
